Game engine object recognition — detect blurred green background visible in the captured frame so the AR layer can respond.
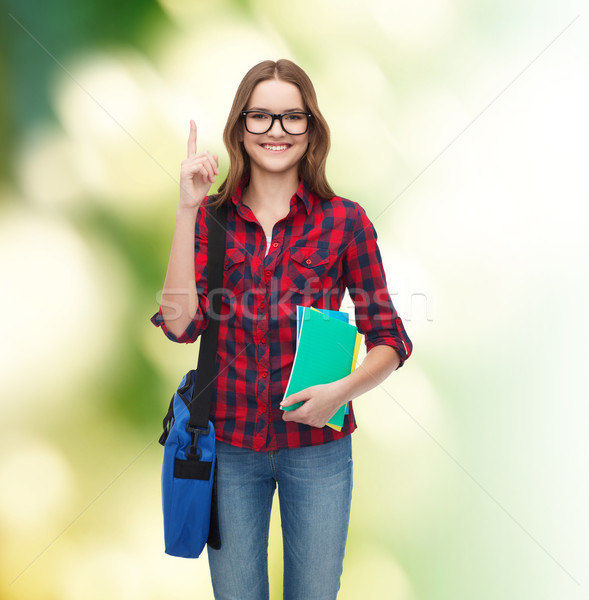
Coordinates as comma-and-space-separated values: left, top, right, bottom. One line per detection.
1, 0, 587, 598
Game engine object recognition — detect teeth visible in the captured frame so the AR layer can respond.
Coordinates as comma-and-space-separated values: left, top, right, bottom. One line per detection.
263, 144, 288, 151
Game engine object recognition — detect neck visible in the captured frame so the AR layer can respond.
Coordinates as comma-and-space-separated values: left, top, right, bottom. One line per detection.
244, 167, 300, 213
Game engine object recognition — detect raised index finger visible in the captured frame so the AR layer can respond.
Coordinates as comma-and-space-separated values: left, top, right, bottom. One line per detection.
187, 120, 197, 158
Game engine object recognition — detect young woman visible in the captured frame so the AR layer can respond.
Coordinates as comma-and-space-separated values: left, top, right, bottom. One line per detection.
152, 59, 412, 600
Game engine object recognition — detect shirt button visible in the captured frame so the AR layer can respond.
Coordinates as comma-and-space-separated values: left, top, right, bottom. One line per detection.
265, 270, 271, 277
272, 242, 279, 248
261, 338, 266, 344
305, 259, 311, 265
262, 372, 268, 378
260, 302, 266, 310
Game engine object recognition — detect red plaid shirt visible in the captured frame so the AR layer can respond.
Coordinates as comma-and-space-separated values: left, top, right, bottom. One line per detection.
152, 179, 412, 451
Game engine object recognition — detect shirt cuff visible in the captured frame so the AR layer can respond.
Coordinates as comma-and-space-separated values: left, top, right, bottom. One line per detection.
365, 334, 411, 368
150, 308, 206, 344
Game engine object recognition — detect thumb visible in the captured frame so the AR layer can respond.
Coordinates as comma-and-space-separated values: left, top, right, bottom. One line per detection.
281, 391, 306, 408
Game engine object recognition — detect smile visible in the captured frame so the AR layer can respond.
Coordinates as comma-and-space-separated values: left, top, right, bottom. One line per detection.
261, 144, 291, 152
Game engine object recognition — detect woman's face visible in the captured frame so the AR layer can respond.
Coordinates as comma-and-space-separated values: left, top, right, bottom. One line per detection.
241, 79, 309, 180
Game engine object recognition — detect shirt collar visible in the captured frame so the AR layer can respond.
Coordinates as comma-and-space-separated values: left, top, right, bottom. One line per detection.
231, 177, 314, 216
295, 179, 314, 215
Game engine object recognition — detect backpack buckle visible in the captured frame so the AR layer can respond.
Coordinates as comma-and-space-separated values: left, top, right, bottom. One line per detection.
185, 423, 210, 460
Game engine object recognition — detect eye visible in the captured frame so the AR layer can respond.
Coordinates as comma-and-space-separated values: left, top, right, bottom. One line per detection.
250, 112, 270, 120
284, 113, 303, 121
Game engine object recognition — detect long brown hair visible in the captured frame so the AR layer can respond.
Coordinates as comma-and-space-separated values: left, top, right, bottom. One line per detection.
213, 59, 334, 206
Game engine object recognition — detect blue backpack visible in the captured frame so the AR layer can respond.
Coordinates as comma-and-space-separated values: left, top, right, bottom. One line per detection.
158, 200, 226, 558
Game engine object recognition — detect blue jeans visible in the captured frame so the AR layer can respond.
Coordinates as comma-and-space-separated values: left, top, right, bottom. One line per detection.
207, 436, 353, 600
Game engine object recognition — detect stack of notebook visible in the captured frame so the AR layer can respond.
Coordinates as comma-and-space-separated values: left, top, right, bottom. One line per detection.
281, 306, 362, 431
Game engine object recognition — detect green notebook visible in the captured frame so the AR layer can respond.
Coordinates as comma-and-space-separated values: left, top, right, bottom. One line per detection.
282, 306, 362, 431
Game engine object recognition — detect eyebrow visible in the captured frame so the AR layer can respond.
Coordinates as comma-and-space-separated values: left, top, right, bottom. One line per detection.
247, 106, 305, 113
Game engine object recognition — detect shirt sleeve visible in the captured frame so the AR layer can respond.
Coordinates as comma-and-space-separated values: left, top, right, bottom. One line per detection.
150, 203, 210, 343
342, 203, 413, 367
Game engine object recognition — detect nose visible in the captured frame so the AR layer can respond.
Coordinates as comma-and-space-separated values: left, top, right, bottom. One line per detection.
268, 116, 285, 137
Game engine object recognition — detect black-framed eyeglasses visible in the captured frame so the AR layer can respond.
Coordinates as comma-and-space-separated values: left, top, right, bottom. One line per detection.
241, 110, 312, 135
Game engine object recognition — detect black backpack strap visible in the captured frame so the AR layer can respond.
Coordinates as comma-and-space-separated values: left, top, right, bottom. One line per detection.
188, 198, 227, 429
159, 397, 175, 445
